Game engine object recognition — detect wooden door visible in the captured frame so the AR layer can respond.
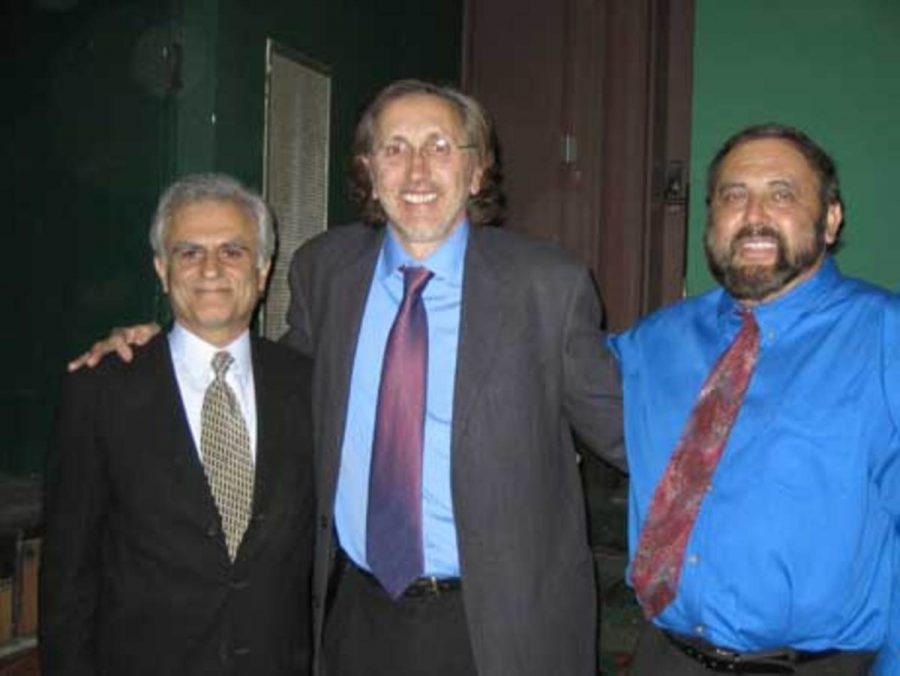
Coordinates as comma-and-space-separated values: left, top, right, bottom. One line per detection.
463, 0, 694, 331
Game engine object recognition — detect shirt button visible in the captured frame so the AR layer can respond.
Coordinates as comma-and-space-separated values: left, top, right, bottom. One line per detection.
695, 625, 705, 635
687, 554, 699, 565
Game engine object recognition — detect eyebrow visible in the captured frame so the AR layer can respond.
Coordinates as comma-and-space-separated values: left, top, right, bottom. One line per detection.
716, 177, 797, 192
715, 181, 747, 192
169, 239, 250, 251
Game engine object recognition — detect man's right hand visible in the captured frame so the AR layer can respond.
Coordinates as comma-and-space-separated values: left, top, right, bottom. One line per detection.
67, 323, 161, 371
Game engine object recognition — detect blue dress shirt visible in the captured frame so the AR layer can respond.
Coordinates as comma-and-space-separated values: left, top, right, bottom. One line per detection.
334, 222, 467, 578
610, 258, 900, 661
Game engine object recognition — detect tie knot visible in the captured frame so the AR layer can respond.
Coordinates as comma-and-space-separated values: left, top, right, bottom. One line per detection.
401, 266, 433, 301
211, 351, 234, 380
738, 308, 760, 337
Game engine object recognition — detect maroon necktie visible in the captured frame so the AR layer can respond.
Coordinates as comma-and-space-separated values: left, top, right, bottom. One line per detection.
366, 266, 433, 599
631, 310, 760, 618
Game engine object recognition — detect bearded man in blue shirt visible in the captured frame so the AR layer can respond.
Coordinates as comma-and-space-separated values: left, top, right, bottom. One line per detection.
610, 123, 900, 675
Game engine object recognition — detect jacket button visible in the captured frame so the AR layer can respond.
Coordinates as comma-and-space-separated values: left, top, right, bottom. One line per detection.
319, 515, 329, 530
230, 578, 249, 590
205, 523, 220, 538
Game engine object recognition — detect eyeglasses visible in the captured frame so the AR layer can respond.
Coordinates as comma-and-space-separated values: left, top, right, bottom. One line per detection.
371, 134, 477, 167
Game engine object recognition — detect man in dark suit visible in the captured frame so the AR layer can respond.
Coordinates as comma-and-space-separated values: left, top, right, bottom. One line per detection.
68, 81, 624, 676
40, 174, 315, 675
287, 80, 623, 676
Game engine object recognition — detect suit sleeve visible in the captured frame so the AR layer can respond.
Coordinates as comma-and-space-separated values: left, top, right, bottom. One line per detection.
562, 268, 627, 472
39, 371, 109, 676
282, 243, 315, 357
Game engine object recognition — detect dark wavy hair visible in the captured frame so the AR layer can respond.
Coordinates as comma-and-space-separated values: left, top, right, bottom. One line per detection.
706, 123, 844, 250
348, 79, 505, 226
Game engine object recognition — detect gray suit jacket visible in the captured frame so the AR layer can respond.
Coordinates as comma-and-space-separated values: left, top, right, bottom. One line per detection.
284, 223, 624, 676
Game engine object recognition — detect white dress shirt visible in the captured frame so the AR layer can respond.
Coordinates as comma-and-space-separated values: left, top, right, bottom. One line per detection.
167, 323, 258, 462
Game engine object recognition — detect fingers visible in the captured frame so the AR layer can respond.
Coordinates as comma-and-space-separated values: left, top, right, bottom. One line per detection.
66, 323, 161, 372
130, 324, 158, 346
67, 350, 96, 372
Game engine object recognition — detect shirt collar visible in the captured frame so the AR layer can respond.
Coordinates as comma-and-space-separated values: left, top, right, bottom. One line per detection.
379, 219, 470, 287
169, 322, 252, 384
716, 256, 842, 343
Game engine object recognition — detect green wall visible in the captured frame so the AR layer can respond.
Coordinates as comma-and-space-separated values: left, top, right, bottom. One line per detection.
688, 0, 900, 295
181, 0, 463, 224
5, 0, 174, 476
5, 0, 462, 476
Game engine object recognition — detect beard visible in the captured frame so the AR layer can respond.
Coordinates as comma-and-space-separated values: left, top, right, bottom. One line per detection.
704, 220, 827, 302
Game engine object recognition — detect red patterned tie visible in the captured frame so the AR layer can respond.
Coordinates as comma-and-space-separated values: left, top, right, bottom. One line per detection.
631, 310, 760, 618
366, 266, 433, 599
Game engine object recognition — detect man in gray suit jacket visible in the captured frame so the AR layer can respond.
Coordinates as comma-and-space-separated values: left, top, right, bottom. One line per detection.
70, 81, 624, 676
289, 80, 623, 676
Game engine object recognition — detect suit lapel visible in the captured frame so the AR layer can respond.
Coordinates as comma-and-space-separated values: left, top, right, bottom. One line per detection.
143, 336, 226, 542
318, 228, 384, 512
237, 337, 285, 562
451, 228, 515, 456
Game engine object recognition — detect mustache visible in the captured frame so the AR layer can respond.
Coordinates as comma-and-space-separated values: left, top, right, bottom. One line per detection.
733, 223, 782, 242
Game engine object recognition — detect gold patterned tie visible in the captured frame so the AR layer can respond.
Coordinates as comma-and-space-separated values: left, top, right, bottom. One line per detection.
200, 351, 255, 561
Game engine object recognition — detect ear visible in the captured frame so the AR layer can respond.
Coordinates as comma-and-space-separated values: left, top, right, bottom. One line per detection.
823, 201, 843, 246
360, 155, 378, 199
468, 165, 485, 196
153, 256, 169, 293
257, 259, 272, 292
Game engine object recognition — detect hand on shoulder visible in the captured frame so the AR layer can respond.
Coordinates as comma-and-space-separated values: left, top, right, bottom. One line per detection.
67, 323, 161, 372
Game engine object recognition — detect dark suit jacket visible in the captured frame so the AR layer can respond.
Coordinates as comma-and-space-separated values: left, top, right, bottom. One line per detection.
39, 333, 315, 676
284, 224, 624, 676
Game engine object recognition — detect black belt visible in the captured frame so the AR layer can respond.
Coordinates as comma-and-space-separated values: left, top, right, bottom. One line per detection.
344, 554, 461, 599
664, 631, 839, 674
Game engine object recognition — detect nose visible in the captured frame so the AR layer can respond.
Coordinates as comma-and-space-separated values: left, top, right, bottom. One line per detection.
744, 192, 767, 224
200, 251, 222, 278
407, 147, 430, 180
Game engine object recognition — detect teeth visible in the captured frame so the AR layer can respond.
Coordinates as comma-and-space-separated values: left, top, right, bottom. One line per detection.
742, 240, 776, 250
402, 192, 437, 204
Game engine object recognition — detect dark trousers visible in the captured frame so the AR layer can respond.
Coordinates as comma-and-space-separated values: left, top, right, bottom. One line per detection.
322, 560, 478, 676
630, 623, 876, 676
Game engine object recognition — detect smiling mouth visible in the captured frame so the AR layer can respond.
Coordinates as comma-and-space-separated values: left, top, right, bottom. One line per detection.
402, 192, 438, 205
733, 233, 781, 262
739, 238, 777, 250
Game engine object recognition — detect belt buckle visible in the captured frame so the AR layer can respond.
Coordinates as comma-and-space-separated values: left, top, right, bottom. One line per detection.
403, 576, 441, 599
423, 576, 441, 596
420, 575, 442, 596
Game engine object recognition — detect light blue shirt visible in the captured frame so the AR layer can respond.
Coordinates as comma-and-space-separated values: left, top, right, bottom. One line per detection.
334, 222, 468, 577
610, 258, 900, 659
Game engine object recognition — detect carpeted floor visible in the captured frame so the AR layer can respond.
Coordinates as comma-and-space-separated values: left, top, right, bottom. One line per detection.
585, 454, 642, 675
0, 647, 38, 676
